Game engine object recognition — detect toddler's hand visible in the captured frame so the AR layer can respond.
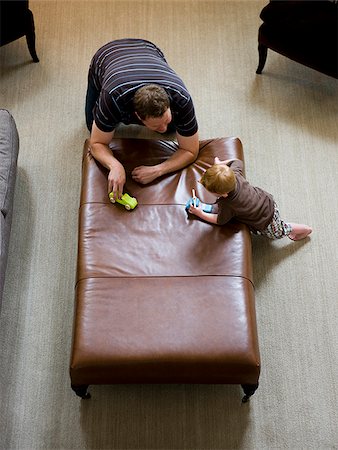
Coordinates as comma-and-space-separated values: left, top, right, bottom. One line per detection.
185, 197, 213, 216
214, 156, 229, 165
188, 203, 202, 216
215, 156, 240, 166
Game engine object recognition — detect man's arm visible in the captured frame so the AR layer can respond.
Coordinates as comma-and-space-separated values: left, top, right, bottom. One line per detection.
89, 121, 126, 197
131, 131, 199, 184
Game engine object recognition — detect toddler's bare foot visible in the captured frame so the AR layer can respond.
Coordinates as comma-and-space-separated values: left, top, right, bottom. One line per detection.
288, 223, 312, 241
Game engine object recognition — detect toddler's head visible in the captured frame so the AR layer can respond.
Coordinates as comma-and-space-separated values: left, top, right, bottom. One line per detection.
200, 163, 236, 196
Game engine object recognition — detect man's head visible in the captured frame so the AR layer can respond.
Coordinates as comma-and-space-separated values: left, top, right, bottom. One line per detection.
200, 163, 236, 197
133, 84, 172, 133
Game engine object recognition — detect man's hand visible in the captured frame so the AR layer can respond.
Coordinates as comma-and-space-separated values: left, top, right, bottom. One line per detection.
108, 161, 126, 198
131, 165, 161, 184
131, 132, 199, 185
89, 122, 127, 196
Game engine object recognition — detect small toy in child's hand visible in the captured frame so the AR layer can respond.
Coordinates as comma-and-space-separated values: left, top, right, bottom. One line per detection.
109, 192, 138, 210
186, 196, 201, 211
192, 188, 197, 207
185, 197, 213, 213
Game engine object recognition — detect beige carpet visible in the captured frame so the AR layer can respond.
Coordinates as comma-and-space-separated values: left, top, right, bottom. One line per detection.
0, 1, 337, 449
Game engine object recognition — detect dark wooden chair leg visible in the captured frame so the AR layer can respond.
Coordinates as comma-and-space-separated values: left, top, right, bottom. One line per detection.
241, 383, 259, 403
256, 44, 267, 74
25, 10, 39, 62
71, 384, 91, 399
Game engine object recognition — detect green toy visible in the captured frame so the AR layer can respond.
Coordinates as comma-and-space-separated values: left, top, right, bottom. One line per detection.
109, 192, 138, 210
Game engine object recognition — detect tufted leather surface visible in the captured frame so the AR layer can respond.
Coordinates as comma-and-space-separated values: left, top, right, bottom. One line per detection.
70, 137, 260, 388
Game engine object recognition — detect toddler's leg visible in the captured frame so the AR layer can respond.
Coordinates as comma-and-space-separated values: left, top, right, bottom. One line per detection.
258, 203, 312, 240
288, 223, 312, 241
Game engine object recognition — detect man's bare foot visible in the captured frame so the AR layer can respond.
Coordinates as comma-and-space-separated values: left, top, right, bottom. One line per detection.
288, 223, 313, 241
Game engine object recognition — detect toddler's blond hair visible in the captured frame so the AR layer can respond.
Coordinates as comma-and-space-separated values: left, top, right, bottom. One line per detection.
200, 163, 236, 194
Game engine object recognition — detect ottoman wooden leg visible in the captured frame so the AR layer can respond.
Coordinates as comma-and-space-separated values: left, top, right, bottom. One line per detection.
71, 384, 91, 399
241, 383, 259, 403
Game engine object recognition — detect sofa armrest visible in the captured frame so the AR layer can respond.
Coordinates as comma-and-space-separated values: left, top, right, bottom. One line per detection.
0, 109, 19, 311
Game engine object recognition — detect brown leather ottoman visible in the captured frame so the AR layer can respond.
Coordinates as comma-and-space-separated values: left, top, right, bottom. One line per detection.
70, 137, 260, 402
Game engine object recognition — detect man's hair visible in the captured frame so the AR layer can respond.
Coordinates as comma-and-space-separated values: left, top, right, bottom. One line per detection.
200, 164, 236, 194
133, 84, 170, 119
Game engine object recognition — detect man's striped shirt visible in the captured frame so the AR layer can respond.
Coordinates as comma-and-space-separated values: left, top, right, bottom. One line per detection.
88, 39, 198, 136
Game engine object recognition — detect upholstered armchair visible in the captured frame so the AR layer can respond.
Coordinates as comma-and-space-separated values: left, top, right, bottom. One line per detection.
0, 0, 39, 62
256, 0, 338, 79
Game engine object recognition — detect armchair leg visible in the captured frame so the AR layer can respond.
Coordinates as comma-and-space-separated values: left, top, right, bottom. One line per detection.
25, 10, 39, 62
256, 44, 267, 74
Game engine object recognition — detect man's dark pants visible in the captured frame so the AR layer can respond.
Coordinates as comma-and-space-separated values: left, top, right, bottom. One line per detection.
85, 77, 99, 132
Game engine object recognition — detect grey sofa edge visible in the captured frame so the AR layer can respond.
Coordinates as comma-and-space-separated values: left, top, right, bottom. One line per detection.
0, 109, 19, 312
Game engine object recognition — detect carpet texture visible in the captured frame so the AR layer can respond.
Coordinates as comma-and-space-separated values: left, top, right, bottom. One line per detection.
0, 1, 337, 449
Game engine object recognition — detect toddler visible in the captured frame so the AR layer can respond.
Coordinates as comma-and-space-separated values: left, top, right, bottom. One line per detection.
187, 157, 312, 241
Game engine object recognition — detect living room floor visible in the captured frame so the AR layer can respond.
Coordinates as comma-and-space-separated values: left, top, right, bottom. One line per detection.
0, 1, 337, 449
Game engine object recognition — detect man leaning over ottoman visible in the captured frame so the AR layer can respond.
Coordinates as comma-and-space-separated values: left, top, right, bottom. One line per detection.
85, 38, 200, 199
